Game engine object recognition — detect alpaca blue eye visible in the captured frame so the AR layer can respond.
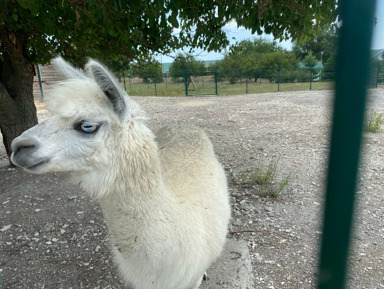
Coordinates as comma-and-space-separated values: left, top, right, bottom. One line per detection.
81, 123, 97, 133
76, 122, 100, 133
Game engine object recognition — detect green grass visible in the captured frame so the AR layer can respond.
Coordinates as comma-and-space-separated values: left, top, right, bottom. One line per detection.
365, 110, 384, 133
236, 156, 294, 198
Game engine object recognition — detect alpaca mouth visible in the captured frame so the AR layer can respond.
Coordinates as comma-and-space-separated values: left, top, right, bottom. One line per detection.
25, 158, 50, 172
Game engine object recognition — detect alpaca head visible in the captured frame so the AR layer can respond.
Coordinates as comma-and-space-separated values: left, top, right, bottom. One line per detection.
11, 57, 141, 174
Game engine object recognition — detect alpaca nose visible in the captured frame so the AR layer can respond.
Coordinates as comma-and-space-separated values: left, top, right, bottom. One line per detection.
11, 137, 38, 156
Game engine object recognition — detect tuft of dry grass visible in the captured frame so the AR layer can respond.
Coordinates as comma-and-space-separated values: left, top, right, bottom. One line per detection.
236, 156, 294, 198
365, 110, 384, 133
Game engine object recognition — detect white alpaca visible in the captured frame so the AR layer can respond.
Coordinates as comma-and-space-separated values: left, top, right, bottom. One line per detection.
11, 57, 231, 289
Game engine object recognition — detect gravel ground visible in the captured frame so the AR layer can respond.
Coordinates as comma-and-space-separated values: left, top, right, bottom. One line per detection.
1, 89, 384, 288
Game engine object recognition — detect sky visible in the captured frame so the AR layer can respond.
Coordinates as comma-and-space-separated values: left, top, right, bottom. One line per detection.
156, 1, 384, 63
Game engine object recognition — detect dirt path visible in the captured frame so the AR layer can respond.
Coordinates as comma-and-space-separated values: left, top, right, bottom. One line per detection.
1, 89, 384, 288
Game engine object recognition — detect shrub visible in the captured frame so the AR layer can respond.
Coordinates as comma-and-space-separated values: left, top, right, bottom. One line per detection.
237, 156, 294, 197
366, 110, 384, 133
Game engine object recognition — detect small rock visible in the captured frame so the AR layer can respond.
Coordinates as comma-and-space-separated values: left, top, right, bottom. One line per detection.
232, 219, 243, 226
0, 224, 12, 232
265, 207, 273, 213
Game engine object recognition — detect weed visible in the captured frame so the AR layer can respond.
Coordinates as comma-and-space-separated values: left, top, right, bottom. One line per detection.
237, 156, 294, 198
366, 110, 383, 133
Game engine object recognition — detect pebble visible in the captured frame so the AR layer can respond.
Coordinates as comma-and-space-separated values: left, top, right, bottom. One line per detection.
0, 224, 12, 232
265, 207, 273, 213
232, 219, 243, 226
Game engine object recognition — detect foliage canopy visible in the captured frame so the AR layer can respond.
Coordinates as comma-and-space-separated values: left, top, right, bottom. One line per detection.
0, 0, 338, 65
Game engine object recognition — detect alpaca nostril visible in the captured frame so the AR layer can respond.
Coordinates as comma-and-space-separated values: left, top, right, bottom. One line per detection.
14, 144, 36, 155
11, 137, 38, 156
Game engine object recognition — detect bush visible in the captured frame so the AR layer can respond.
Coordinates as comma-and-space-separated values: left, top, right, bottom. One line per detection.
365, 110, 384, 133
236, 156, 294, 197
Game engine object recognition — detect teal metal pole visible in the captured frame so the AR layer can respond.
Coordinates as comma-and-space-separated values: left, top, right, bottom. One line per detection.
377, 61, 380, 88
36, 64, 44, 100
215, 71, 218, 95
310, 66, 313, 91
184, 70, 188, 97
154, 72, 157, 96
246, 69, 248, 94
317, 1, 376, 288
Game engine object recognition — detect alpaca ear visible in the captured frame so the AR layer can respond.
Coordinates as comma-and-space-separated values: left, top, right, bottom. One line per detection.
51, 56, 86, 80
85, 59, 127, 118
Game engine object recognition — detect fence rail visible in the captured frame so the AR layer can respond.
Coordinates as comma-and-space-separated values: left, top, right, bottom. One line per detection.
117, 62, 383, 97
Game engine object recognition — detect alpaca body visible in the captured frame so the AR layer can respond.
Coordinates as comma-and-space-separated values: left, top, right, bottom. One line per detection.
10, 57, 230, 289
94, 122, 229, 289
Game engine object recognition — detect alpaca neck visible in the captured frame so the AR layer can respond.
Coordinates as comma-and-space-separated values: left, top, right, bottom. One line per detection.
89, 122, 175, 236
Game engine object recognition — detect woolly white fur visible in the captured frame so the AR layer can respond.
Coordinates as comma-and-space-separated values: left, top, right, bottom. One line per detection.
10, 57, 231, 289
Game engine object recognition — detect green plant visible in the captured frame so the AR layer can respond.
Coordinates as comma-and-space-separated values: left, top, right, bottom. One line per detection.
365, 110, 384, 133
238, 156, 294, 197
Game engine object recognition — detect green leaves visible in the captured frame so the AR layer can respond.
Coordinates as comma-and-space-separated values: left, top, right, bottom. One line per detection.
16, 0, 40, 15
168, 10, 179, 28
0, 0, 338, 66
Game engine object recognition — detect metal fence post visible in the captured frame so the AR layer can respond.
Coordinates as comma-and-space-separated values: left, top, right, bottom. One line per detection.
246, 69, 248, 94
215, 70, 218, 95
154, 72, 157, 96
376, 61, 380, 88
184, 70, 188, 97
310, 66, 313, 90
129, 72, 132, 89
202, 69, 205, 87
36, 64, 44, 100
277, 66, 281, 92
317, 1, 376, 288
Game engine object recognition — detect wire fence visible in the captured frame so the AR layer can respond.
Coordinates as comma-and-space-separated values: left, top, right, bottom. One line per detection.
118, 62, 384, 97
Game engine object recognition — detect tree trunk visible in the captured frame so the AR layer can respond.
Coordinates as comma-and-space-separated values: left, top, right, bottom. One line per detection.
0, 28, 38, 164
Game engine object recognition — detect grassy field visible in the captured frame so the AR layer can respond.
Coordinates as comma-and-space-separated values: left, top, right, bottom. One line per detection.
120, 76, 334, 97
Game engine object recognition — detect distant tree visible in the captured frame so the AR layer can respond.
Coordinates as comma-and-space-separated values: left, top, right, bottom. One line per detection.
169, 53, 205, 81
217, 39, 298, 83
216, 52, 245, 84
322, 53, 337, 81
292, 28, 339, 62
258, 51, 299, 82
132, 58, 163, 83
299, 51, 320, 81
302, 51, 318, 67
